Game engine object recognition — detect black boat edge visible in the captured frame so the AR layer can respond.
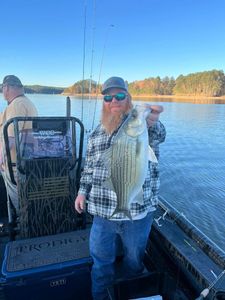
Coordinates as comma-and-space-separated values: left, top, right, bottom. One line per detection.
147, 197, 225, 299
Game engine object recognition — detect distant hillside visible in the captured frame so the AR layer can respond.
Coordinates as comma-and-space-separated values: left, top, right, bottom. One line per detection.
63, 79, 100, 95
1, 69, 225, 97
24, 85, 64, 94
0, 84, 64, 94
63, 70, 225, 97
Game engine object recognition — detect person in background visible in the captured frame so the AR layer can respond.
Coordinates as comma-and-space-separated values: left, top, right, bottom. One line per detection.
75, 76, 166, 300
0, 75, 38, 213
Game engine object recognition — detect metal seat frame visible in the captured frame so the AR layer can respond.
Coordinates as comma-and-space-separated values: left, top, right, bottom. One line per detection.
3, 116, 84, 239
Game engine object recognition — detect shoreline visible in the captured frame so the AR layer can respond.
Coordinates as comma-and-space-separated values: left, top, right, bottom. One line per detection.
62, 93, 225, 101
133, 94, 225, 100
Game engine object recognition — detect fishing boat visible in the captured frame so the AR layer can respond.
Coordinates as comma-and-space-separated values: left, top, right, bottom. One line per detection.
0, 110, 224, 300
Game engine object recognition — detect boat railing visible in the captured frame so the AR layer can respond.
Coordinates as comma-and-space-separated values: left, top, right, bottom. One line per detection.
158, 195, 225, 269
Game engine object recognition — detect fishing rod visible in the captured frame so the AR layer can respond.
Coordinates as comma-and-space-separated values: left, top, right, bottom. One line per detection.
88, 0, 96, 98
86, 0, 96, 135
79, 2, 114, 131
91, 23, 114, 130
81, 0, 87, 123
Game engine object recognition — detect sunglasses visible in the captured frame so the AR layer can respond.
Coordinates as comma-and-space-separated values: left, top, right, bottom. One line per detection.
103, 92, 127, 102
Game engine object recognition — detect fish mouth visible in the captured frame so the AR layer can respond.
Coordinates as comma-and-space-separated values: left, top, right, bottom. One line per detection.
134, 105, 151, 119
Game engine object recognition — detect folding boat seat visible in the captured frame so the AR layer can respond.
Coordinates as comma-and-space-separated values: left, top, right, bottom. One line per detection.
3, 116, 84, 239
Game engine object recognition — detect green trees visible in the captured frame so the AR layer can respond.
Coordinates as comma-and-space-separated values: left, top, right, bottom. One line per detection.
2, 70, 224, 97
63, 79, 99, 95
128, 77, 175, 95
61, 70, 225, 97
24, 85, 64, 94
173, 70, 225, 96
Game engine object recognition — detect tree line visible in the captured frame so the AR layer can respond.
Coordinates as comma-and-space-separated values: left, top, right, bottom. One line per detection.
63, 80, 100, 95
63, 69, 225, 97
0, 84, 64, 94
1, 70, 224, 97
128, 70, 225, 97
24, 85, 64, 94
173, 70, 225, 96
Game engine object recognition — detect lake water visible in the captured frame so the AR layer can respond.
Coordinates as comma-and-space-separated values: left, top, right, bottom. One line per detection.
0, 93, 225, 253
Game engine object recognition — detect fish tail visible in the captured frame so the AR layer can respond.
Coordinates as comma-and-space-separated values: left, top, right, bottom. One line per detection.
110, 208, 133, 221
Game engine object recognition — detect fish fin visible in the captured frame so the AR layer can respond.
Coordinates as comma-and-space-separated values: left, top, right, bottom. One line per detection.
110, 208, 133, 221
133, 190, 144, 205
148, 146, 158, 163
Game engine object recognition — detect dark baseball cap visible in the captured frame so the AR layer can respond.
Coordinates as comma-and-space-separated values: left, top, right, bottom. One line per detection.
2, 75, 23, 87
101, 76, 128, 95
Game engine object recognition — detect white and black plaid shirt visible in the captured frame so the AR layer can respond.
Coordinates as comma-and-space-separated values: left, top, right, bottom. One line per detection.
79, 120, 166, 219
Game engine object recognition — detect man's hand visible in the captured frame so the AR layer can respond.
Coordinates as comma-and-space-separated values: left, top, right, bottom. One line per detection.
75, 194, 86, 214
146, 105, 164, 127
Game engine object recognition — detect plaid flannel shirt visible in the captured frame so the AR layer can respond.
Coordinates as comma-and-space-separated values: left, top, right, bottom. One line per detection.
79, 120, 166, 219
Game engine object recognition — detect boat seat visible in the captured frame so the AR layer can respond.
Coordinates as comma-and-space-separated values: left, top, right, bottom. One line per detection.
17, 157, 80, 238
3, 116, 84, 239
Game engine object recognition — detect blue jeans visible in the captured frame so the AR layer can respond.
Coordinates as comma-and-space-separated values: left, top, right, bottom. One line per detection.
89, 213, 153, 300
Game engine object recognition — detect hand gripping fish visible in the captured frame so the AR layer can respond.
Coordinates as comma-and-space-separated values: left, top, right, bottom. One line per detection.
102, 105, 158, 220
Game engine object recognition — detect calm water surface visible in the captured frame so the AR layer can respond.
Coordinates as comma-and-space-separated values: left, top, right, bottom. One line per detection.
1, 94, 225, 252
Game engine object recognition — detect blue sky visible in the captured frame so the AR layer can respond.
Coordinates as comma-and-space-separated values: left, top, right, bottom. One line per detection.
1, 0, 225, 87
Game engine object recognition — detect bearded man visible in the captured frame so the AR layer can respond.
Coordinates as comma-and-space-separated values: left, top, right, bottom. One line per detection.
75, 76, 166, 300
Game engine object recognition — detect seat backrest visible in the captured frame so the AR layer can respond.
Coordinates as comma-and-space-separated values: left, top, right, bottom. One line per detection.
18, 157, 79, 238
3, 116, 84, 238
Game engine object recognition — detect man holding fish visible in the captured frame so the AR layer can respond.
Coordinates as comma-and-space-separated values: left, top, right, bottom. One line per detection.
75, 76, 166, 300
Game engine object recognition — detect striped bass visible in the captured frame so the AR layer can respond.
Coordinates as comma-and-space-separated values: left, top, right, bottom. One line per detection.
102, 105, 158, 220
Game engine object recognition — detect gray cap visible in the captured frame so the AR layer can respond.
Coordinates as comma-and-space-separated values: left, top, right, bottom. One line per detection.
2, 75, 23, 87
101, 76, 128, 95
